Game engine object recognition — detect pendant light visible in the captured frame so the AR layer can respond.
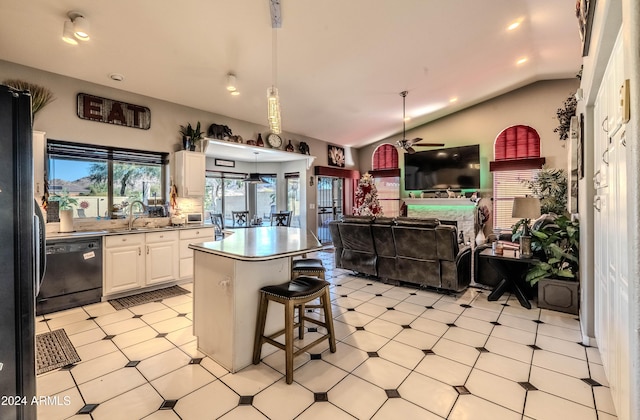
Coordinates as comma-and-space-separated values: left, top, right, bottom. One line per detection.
244, 152, 267, 184
267, 0, 282, 134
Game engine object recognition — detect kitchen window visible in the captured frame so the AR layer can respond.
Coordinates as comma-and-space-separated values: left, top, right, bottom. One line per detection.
47, 140, 168, 219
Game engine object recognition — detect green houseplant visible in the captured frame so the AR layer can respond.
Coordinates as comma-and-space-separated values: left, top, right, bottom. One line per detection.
179, 121, 204, 151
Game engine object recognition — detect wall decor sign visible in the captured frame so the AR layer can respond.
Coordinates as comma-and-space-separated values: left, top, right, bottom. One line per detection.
215, 158, 235, 168
77, 93, 151, 130
327, 145, 345, 167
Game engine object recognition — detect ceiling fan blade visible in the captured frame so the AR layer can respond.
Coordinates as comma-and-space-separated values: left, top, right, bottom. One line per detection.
407, 146, 416, 154
412, 141, 445, 147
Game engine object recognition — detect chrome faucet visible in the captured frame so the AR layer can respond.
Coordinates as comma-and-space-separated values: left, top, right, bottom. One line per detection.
128, 200, 147, 230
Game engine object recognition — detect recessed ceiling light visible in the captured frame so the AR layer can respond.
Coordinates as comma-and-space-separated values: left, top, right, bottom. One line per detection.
507, 21, 521, 31
109, 73, 125, 82
516, 57, 528, 65
449, 97, 458, 103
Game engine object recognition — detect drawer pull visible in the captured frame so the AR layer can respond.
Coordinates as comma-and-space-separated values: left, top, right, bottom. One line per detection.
138, 247, 141, 256
147, 246, 150, 255
594, 197, 602, 212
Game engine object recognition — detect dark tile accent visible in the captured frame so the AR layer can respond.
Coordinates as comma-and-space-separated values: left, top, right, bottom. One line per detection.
367, 352, 379, 358
340, 294, 348, 298
410, 292, 417, 296
367, 283, 373, 286
422, 349, 435, 355
425, 306, 434, 309
125, 361, 140, 368
385, 389, 401, 398
154, 299, 164, 303
401, 325, 412, 329
490, 321, 501, 326
132, 314, 143, 319
375, 294, 383, 297
177, 313, 188, 317
501, 303, 510, 307
86, 316, 97, 320
532, 320, 544, 324
518, 381, 538, 391
60, 364, 76, 370
159, 400, 178, 410
103, 335, 115, 340
386, 307, 395, 311
336, 284, 342, 287
446, 323, 457, 327
460, 304, 472, 308
582, 378, 602, 387
475, 347, 489, 353
41, 318, 51, 322
355, 326, 365, 331
189, 358, 203, 365
528, 344, 541, 350
577, 342, 590, 348
454, 385, 471, 395
156, 333, 168, 338
314, 392, 329, 402
238, 396, 254, 405
347, 308, 355, 312
77, 403, 99, 414
307, 327, 318, 333
310, 354, 322, 360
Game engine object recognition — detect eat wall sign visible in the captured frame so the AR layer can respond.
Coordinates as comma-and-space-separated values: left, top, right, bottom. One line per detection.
77, 93, 151, 130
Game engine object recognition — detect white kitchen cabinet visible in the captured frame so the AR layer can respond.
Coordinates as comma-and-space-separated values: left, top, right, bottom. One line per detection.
104, 234, 145, 295
145, 231, 179, 285
175, 150, 205, 196
179, 228, 214, 279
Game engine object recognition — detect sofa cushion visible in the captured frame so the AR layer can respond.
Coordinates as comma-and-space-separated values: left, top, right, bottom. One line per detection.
393, 226, 438, 260
341, 215, 375, 223
395, 217, 440, 228
435, 225, 459, 261
373, 216, 396, 225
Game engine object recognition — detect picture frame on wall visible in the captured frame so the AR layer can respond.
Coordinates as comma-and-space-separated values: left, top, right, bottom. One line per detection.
215, 158, 235, 168
328, 145, 346, 167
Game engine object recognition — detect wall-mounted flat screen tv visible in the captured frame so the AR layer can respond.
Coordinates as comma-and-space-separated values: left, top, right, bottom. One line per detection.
404, 144, 480, 191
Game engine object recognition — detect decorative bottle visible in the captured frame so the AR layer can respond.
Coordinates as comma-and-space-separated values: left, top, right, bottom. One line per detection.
285, 140, 294, 152
256, 133, 264, 147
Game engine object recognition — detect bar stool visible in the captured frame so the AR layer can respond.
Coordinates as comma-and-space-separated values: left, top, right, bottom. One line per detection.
291, 258, 326, 280
252, 276, 336, 384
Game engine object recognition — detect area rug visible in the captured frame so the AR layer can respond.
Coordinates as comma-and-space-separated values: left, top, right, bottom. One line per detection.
108, 285, 189, 310
36, 329, 81, 375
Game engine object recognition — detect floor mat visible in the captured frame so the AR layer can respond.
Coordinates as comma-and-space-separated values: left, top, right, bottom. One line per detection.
108, 285, 189, 310
36, 329, 81, 375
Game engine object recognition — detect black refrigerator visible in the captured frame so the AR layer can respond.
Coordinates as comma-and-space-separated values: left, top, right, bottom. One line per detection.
0, 85, 46, 419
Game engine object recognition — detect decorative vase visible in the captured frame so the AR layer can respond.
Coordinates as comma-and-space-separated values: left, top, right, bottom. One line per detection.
182, 136, 191, 150
475, 229, 486, 246
256, 133, 264, 147
59, 209, 74, 233
285, 140, 294, 152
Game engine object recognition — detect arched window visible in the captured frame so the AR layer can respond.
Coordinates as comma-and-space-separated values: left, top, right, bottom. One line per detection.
491, 125, 545, 229
372, 144, 398, 170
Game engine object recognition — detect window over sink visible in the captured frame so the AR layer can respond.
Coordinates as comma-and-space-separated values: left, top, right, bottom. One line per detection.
47, 140, 168, 220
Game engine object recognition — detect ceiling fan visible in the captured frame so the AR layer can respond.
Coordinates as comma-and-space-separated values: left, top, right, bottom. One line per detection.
395, 91, 444, 154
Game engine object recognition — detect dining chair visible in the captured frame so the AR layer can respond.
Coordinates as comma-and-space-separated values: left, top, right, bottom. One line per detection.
232, 210, 249, 227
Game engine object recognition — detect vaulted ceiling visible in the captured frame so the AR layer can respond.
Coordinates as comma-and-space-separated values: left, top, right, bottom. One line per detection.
0, 0, 582, 148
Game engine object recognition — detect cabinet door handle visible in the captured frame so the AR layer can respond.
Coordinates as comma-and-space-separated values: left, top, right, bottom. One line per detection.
593, 170, 601, 187
602, 117, 608, 133
602, 149, 609, 165
594, 196, 602, 212
138, 247, 141, 256
622, 136, 626, 147
147, 246, 150, 255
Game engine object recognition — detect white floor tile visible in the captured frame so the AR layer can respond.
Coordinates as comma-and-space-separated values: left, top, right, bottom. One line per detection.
539, 311, 581, 330
142, 410, 181, 419
102, 318, 148, 336
498, 313, 539, 332
490, 324, 536, 345
36, 369, 76, 396
354, 302, 389, 317
94, 309, 136, 326
414, 354, 471, 386
149, 316, 192, 333
321, 342, 368, 372
83, 301, 118, 317
261, 348, 311, 375
335, 310, 375, 327
393, 328, 440, 350
377, 340, 425, 369
419, 308, 459, 324
292, 360, 348, 392
586, 347, 602, 365
535, 334, 587, 360
218, 405, 269, 420
530, 365, 594, 408
341, 330, 390, 352
296, 401, 357, 420
393, 301, 428, 316
219, 363, 282, 395
532, 350, 590, 378
58, 319, 100, 336
364, 318, 404, 338
433, 300, 465, 315
475, 352, 531, 382
150, 364, 215, 400
136, 347, 191, 381
174, 380, 239, 419
331, 319, 357, 340
466, 369, 527, 413
373, 398, 443, 420
120, 337, 176, 361
67, 327, 105, 348
78, 367, 148, 403
454, 315, 494, 335
524, 390, 598, 420
432, 338, 480, 366
328, 375, 387, 420
398, 371, 458, 418
484, 336, 534, 364
253, 378, 315, 419
442, 325, 488, 347
377, 309, 418, 326
537, 323, 583, 342
410, 316, 449, 337
71, 350, 129, 384
91, 383, 162, 420
138, 308, 178, 324
450, 394, 521, 420
111, 325, 159, 349
594, 386, 617, 415
200, 356, 231, 378
461, 306, 501, 322
589, 362, 609, 387
75, 339, 120, 362
160, 294, 192, 307
36, 386, 84, 420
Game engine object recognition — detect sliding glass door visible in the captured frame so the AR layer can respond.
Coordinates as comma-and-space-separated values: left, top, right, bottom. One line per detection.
317, 176, 343, 243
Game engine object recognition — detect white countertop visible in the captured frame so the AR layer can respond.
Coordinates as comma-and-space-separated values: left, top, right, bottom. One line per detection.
45, 224, 213, 241
189, 227, 322, 261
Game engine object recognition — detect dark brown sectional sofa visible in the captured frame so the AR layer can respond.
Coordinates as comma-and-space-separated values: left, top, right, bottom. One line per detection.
328, 216, 472, 292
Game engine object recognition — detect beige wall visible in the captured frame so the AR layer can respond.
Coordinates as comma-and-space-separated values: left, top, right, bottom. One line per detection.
357, 79, 580, 196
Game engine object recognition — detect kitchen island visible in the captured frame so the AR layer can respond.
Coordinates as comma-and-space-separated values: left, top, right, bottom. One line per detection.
188, 226, 322, 373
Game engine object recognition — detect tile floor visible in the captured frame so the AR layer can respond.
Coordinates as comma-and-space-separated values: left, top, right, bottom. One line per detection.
35, 251, 617, 420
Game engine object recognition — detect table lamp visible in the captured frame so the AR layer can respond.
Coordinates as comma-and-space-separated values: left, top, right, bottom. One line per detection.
512, 197, 541, 258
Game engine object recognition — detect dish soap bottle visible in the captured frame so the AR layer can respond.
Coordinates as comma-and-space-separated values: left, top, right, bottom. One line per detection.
285, 140, 294, 152
256, 133, 264, 147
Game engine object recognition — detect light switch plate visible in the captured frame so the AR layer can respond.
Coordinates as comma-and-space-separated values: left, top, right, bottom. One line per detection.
309, 203, 315, 209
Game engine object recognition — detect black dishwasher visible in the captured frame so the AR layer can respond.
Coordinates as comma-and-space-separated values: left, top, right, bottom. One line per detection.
37, 238, 103, 315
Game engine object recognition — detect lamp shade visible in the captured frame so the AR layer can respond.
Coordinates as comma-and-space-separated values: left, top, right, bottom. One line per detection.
512, 197, 541, 220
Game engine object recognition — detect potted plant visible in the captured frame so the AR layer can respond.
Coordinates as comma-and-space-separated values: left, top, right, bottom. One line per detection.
526, 214, 580, 314
179, 121, 204, 151
49, 191, 79, 233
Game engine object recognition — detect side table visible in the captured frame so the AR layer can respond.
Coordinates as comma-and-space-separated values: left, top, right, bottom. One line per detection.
478, 248, 538, 309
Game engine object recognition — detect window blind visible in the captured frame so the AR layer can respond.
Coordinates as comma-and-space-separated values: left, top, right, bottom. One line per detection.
47, 139, 168, 165
493, 169, 539, 229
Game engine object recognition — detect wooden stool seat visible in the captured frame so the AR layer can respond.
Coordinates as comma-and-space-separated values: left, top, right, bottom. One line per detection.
291, 258, 326, 280
253, 276, 336, 384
